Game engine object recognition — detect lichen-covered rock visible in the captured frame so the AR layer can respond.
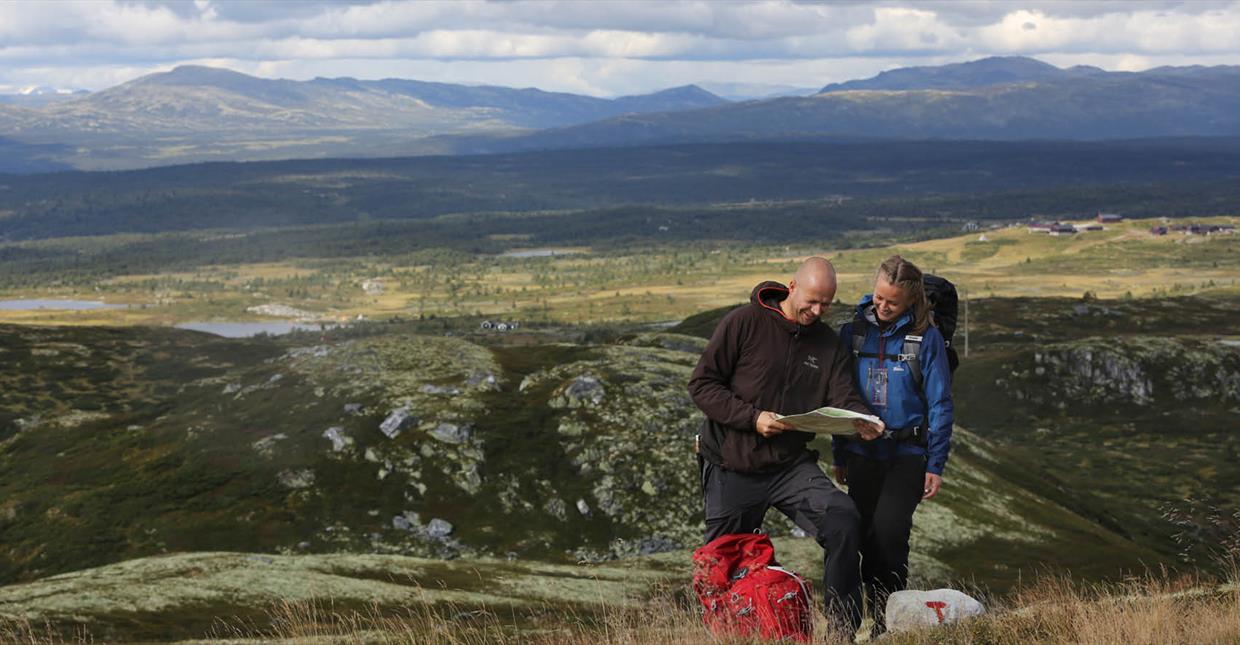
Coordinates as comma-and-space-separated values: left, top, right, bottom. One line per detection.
379, 407, 416, 439
1009, 337, 1240, 407
551, 374, 606, 408
426, 518, 454, 539
523, 344, 705, 554
322, 427, 353, 453
419, 384, 461, 396
622, 332, 707, 355
279, 469, 315, 490
252, 433, 287, 457
429, 422, 472, 444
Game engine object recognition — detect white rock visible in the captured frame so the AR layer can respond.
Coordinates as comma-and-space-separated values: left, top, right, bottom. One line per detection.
379, 407, 414, 439
322, 427, 353, 452
886, 589, 985, 633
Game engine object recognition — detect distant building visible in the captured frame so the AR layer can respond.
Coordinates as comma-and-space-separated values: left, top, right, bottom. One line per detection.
1083, 224, 1103, 231
1096, 213, 1124, 224
1173, 223, 1235, 235
1027, 222, 1054, 234
1049, 223, 1078, 236
1150, 226, 1168, 236
361, 279, 384, 295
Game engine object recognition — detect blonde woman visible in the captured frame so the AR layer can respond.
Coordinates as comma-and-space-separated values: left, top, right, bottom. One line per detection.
833, 255, 954, 637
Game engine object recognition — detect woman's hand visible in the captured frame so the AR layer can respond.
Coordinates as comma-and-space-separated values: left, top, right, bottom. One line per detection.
833, 465, 847, 485
923, 473, 942, 500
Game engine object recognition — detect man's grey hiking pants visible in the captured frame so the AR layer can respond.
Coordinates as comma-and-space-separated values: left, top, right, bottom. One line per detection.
700, 452, 863, 634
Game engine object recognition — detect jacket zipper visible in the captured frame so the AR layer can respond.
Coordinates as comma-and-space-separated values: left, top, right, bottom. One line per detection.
779, 326, 798, 414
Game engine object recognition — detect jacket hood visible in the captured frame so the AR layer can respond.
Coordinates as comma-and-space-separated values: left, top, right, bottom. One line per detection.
751, 280, 827, 333
750, 280, 787, 307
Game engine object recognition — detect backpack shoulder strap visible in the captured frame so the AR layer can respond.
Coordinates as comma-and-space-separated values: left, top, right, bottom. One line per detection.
900, 334, 924, 393
850, 315, 866, 357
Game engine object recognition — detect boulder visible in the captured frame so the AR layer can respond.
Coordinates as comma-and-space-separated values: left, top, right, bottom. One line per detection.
379, 407, 416, 439
426, 518, 454, 539
392, 511, 420, 531
322, 427, 353, 452
429, 422, 473, 444
886, 589, 985, 633
466, 371, 498, 390
278, 469, 315, 490
554, 375, 606, 408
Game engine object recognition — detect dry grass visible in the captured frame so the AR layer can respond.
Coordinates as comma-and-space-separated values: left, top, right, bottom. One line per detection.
889, 569, 1240, 645
3, 571, 1237, 644
0, 618, 93, 645
200, 590, 821, 645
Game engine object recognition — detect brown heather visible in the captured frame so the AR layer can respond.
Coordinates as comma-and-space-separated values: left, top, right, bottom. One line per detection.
3, 569, 1237, 645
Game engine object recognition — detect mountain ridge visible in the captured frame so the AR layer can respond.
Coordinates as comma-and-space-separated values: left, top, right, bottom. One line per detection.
4, 57, 1240, 170
10, 65, 729, 135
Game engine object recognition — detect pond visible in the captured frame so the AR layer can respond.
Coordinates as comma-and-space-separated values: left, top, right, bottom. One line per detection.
0, 299, 128, 310
175, 321, 328, 338
500, 248, 585, 258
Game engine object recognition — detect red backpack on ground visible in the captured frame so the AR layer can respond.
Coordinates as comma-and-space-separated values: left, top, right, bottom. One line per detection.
692, 532, 814, 642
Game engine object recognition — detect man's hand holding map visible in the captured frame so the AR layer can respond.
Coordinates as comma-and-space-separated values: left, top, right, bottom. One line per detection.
773, 406, 884, 436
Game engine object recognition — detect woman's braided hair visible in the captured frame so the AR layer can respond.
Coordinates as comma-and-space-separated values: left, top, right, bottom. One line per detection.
875, 255, 932, 334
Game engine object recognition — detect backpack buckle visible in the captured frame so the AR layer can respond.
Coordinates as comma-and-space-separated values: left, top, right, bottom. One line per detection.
898, 353, 917, 362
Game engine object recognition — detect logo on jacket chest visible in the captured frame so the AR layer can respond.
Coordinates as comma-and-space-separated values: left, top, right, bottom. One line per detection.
802, 354, 820, 371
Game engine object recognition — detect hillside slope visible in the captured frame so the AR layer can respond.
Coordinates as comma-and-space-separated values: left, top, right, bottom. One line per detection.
0, 319, 1164, 595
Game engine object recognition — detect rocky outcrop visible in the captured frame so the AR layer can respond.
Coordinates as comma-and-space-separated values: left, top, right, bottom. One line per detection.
529, 341, 705, 558
999, 337, 1240, 407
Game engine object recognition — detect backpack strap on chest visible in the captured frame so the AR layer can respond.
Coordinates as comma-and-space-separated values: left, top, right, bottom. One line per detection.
850, 315, 867, 357
901, 334, 924, 391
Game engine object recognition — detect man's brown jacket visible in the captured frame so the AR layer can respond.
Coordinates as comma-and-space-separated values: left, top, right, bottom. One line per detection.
689, 281, 869, 473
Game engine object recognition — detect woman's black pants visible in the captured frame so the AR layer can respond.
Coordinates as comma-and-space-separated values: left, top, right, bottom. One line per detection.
845, 453, 925, 631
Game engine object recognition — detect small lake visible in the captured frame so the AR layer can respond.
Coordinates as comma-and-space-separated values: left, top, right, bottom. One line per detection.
175, 321, 327, 338
0, 299, 127, 310
501, 248, 585, 258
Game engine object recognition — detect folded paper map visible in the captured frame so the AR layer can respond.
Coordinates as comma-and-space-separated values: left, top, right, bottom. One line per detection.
773, 406, 882, 436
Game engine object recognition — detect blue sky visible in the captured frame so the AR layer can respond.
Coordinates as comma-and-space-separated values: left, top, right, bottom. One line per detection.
2, 0, 1239, 95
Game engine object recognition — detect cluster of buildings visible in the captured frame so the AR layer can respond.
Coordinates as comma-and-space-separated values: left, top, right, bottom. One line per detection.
1149, 223, 1236, 236
1023, 211, 1235, 238
1025, 212, 1123, 236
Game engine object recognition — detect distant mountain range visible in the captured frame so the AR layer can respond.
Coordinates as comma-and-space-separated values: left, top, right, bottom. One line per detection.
819, 56, 1107, 92
1, 56, 1239, 171
468, 58, 1240, 154
0, 65, 723, 137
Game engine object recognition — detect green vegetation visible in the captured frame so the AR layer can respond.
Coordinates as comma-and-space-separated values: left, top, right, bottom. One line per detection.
4, 140, 1240, 241
0, 140, 1237, 642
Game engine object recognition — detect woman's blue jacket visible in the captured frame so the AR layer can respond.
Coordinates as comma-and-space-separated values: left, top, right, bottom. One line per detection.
834, 295, 953, 475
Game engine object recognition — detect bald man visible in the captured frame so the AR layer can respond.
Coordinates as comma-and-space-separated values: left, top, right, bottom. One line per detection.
689, 257, 882, 635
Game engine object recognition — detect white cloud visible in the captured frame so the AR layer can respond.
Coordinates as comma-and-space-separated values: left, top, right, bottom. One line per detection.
1, 0, 1239, 95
